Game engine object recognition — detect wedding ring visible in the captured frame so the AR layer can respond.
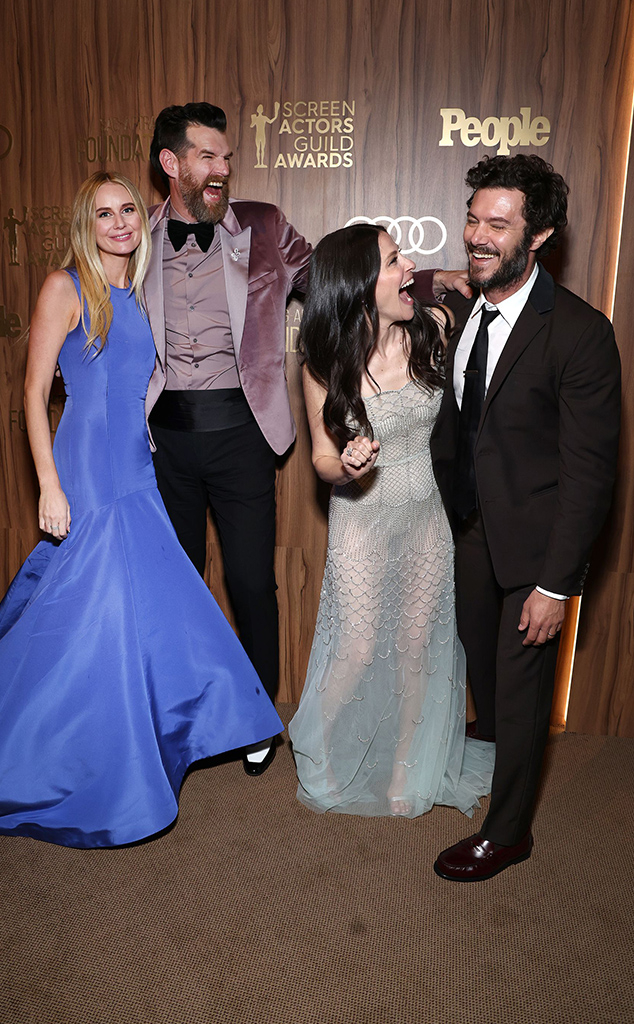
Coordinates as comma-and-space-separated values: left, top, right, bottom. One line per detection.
346, 447, 353, 457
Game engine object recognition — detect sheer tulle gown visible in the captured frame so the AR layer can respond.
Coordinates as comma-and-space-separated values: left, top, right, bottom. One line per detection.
289, 381, 494, 817
0, 269, 282, 848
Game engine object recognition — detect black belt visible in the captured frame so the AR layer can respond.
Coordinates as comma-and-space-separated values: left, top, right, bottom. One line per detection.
149, 388, 254, 432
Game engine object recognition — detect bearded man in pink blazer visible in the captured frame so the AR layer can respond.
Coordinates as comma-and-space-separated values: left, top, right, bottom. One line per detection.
143, 102, 458, 774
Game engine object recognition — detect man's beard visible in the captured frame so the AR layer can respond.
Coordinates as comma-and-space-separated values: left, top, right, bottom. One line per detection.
178, 164, 229, 224
466, 229, 532, 293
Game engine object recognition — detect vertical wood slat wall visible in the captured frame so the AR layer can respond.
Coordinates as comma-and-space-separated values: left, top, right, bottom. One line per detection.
1, 0, 633, 731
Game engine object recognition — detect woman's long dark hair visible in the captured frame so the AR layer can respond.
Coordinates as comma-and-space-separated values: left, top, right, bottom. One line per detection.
300, 224, 446, 446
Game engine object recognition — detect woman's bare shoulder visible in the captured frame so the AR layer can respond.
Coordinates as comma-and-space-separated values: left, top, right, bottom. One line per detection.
30, 269, 80, 336
37, 269, 78, 304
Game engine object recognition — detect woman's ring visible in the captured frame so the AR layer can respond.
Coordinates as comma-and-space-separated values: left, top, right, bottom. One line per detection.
346, 447, 353, 457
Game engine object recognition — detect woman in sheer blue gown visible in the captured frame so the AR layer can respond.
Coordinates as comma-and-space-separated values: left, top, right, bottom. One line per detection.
289, 225, 494, 818
0, 172, 281, 848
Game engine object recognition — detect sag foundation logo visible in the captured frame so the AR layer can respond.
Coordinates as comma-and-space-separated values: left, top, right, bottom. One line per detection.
2, 203, 71, 268
0, 124, 13, 159
77, 116, 155, 164
9, 402, 63, 435
345, 215, 448, 257
439, 107, 550, 155
250, 100, 355, 169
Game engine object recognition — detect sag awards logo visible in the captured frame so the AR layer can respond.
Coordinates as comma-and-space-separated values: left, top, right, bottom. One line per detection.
439, 107, 550, 155
76, 115, 155, 164
345, 215, 448, 256
285, 304, 305, 353
0, 124, 13, 159
2, 203, 71, 268
250, 100, 355, 169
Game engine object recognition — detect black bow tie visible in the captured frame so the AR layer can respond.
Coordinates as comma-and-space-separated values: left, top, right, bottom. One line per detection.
167, 219, 215, 253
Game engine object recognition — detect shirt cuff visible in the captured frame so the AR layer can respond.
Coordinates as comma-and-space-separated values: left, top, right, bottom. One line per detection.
536, 586, 568, 601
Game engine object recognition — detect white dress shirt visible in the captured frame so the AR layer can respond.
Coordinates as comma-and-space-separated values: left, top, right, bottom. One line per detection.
452, 264, 566, 602
453, 263, 539, 406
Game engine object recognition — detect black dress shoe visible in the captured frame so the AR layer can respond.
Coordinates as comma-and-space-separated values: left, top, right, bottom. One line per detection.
242, 740, 276, 776
433, 831, 533, 882
465, 720, 496, 742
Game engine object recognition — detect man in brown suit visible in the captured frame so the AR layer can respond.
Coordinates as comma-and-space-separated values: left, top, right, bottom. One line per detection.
143, 102, 459, 773
430, 154, 621, 880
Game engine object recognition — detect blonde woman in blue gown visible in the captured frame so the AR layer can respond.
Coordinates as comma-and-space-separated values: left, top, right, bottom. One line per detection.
0, 172, 281, 848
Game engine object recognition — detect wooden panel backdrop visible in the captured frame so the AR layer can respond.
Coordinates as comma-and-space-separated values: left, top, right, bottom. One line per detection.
1, 0, 633, 728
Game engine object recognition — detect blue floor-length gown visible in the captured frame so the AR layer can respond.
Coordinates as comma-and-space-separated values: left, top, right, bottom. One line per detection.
0, 269, 282, 848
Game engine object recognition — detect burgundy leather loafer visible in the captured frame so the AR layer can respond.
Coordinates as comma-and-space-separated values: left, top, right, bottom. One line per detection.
465, 720, 496, 742
433, 832, 533, 882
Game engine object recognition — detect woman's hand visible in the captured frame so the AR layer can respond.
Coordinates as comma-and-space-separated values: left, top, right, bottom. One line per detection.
303, 370, 380, 486
38, 484, 71, 539
340, 436, 380, 478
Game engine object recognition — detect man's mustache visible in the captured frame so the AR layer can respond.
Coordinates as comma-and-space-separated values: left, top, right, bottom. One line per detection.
467, 244, 500, 257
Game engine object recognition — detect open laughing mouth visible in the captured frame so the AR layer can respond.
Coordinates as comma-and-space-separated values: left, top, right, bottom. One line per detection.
399, 276, 414, 305
204, 179, 227, 203
469, 247, 499, 266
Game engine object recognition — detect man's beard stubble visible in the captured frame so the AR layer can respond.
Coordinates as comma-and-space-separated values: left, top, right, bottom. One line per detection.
466, 229, 532, 294
178, 165, 230, 224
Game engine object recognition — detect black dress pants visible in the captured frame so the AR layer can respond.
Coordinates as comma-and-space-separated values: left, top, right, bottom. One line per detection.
454, 511, 560, 846
151, 417, 279, 702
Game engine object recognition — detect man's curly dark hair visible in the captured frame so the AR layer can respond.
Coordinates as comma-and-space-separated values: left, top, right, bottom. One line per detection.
465, 155, 569, 257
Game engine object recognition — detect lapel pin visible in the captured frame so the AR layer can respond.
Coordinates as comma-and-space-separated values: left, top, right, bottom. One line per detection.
231, 248, 241, 261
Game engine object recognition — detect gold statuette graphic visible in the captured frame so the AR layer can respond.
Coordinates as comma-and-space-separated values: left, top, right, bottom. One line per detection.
3, 206, 26, 266
250, 103, 280, 168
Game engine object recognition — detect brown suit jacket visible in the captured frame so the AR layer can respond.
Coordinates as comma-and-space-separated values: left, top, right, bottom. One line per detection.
143, 198, 312, 455
430, 265, 621, 594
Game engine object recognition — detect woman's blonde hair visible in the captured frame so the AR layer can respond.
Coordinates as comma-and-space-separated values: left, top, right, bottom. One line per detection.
61, 171, 151, 353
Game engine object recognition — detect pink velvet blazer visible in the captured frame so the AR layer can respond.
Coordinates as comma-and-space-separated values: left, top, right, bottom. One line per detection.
143, 198, 312, 454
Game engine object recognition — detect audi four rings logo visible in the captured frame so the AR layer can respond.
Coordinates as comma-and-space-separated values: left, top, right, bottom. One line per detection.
344, 215, 447, 256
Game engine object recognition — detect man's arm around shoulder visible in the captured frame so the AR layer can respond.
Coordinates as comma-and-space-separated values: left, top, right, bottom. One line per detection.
273, 205, 312, 293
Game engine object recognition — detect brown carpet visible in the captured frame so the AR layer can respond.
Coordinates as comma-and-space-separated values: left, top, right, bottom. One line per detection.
1, 706, 633, 1024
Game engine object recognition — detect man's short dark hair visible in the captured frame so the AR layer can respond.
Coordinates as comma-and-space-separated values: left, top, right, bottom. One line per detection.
465, 154, 569, 257
150, 103, 227, 186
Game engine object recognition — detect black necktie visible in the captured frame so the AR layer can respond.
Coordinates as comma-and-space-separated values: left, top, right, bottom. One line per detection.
167, 218, 215, 253
452, 306, 500, 521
